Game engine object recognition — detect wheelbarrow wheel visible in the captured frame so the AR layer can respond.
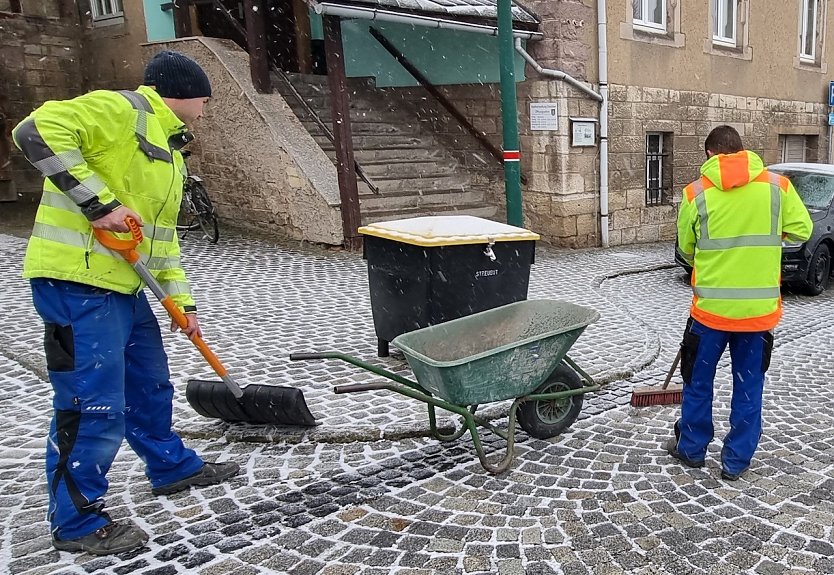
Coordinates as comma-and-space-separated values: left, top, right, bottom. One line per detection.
517, 364, 583, 440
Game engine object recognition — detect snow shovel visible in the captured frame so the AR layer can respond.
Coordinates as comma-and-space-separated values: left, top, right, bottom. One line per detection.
94, 217, 317, 426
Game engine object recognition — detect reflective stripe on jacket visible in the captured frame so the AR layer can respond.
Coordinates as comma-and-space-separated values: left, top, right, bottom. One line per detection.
12, 86, 195, 310
677, 150, 812, 331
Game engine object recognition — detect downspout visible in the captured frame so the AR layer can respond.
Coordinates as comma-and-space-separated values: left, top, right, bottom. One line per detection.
598, 0, 610, 247
514, 39, 603, 103
513, 37, 609, 247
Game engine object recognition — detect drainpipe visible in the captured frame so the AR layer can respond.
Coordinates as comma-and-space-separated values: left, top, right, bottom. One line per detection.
514, 39, 602, 103
598, 0, 610, 247
514, 28, 609, 247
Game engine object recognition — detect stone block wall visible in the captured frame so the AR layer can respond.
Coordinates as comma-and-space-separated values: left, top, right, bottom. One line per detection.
143, 38, 343, 245
605, 84, 829, 246
0, 3, 83, 201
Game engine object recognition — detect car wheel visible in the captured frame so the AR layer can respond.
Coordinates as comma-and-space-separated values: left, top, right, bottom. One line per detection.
804, 243, 831, 296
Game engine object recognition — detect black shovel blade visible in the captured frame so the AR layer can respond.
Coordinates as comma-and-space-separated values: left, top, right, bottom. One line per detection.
185, 379, 317, 426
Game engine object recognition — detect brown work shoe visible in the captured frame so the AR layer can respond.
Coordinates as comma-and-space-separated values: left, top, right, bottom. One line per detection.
152, 461, 240, 496
52, 520, 149, 555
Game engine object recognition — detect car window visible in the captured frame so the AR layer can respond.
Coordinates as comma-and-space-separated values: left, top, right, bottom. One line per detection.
773, 170, 834, 210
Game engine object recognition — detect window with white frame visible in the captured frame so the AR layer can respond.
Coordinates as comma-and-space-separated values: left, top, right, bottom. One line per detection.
90, 0, 124, 21
633, 0, 665, 31
713, 0, 737, 46
800, 0, 819, 61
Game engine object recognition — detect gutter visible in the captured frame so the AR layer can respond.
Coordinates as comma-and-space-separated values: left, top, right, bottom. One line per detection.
312, 2, 544, 40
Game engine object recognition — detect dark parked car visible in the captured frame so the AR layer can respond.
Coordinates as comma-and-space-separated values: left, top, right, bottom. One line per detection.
674, 163, 834, 295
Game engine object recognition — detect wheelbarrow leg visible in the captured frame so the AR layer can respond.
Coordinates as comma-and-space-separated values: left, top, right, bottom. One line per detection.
428, 404, 475, 442
466, 399, 523, 474
377, 337, 389, 357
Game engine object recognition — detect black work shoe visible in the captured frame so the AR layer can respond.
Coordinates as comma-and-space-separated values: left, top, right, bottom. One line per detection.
721, 468, 747, 481
152, 462, 240, 496
52, 520, 149, 555
666, 438, 705, 468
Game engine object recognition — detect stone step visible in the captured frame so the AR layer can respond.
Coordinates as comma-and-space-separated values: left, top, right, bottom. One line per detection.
348, 148, 445, 162
317, 134, 436, 150
294, 109, 422, 127
301, 119, 422, 136
358, 188, 487, 211
360, 203, 500, 225
358, 160, 463, 179
357, 174, 475, 194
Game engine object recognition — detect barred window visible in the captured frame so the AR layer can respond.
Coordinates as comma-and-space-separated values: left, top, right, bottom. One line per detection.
646, 133, 672, 206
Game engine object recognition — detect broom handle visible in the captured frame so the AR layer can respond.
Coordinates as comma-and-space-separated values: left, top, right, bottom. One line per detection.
662, 348, 682, 390
94, 217, 244, 399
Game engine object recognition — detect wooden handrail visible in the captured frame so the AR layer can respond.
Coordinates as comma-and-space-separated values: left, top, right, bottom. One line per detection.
369, 26, 526, 184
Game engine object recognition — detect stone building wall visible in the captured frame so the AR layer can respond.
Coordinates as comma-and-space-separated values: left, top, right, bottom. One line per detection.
0, 1, 84, 202
78, 0, 149, 91
604, 85, 829, 246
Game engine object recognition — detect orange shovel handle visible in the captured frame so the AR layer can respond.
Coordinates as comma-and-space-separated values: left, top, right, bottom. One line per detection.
97, 216, 229, 380
160, 296, 227, 377
93, 216, 143, 264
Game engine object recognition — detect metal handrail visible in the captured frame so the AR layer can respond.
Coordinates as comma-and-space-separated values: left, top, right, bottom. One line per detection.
208, 0, 247, 40
205, 1, 379, 194
274, 69, 380, 195
369, 26, 527, 184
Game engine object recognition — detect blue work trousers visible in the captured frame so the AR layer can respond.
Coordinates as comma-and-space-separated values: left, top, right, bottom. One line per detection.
31, 279, 203, 540
675, 317, 773, 475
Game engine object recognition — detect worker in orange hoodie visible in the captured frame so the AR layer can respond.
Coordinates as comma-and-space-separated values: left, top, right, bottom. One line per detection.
670, 125, 812, 481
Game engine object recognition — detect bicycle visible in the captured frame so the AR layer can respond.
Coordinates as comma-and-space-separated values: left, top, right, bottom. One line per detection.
176, 151, 219, 244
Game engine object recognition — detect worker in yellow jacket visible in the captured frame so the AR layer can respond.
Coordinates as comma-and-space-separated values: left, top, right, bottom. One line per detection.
669, 125, 812, 481
12, 51, 238, 556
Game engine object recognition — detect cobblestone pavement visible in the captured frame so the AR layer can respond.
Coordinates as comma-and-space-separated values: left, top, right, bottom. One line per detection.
1, 230, 834, 575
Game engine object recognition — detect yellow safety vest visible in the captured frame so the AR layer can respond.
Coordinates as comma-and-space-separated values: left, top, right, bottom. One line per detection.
12, 86, 195, 311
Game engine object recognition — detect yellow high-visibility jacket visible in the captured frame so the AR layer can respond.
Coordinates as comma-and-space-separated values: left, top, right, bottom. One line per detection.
13, 86, 195, 311
677, 150, 812, 331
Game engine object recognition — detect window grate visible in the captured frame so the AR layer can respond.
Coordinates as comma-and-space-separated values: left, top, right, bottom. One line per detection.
646, 152, 670, 206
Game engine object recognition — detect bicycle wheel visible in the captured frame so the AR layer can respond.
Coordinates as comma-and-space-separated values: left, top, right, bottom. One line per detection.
177, 180, 201, 232
189, 180, 220, 243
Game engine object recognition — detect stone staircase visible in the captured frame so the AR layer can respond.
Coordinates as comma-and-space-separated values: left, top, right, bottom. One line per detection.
274, 72, 504, 224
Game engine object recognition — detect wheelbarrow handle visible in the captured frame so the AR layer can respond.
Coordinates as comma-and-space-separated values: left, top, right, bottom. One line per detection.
290, 352, 338, 361
333, 382, 391, 394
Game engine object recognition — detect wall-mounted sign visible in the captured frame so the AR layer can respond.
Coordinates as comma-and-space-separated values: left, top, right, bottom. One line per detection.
530, 102, 559, 131
570, 117, 597, 147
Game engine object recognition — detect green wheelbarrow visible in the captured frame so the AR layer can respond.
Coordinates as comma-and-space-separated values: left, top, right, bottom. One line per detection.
290, 299, 601, 473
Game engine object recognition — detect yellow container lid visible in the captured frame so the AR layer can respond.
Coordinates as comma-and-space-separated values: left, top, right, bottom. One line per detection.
358, 216, 539, 247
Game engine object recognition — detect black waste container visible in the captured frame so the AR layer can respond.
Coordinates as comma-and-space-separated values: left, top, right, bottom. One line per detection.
359, 216, 538, 357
